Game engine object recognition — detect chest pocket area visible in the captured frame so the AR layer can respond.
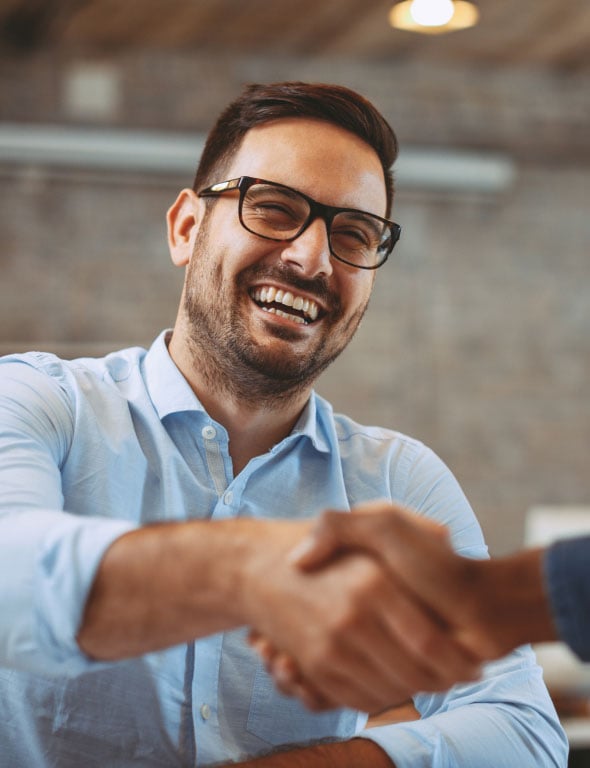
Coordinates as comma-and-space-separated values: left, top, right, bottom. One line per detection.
246, 663, 359, 747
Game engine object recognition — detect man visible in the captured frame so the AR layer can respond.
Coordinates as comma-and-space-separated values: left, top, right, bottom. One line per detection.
0, 82, 567, 767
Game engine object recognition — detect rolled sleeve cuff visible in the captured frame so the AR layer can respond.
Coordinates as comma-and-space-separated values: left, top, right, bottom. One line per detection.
1, 510, 136, 676
358, 722, 450, 768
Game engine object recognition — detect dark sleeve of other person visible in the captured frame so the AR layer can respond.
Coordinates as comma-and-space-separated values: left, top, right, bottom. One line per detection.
544, 535, 590, 662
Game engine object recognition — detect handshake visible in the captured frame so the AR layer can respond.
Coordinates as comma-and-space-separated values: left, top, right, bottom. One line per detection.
246, 502, 557, 714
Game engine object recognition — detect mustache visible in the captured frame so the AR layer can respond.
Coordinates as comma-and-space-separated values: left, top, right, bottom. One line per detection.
238, 263, 339, 310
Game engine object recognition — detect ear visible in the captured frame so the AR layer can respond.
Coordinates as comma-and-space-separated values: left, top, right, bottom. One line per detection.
166, 188, 204, 267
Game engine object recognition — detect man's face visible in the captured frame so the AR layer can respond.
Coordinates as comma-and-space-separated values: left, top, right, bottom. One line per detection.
181, 118, 388, 397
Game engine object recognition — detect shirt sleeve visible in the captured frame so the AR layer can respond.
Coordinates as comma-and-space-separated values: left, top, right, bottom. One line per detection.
358, 440, 568, 767
359, 649, 567, 767
544, 535, 590, 662
0, 360, 136, 676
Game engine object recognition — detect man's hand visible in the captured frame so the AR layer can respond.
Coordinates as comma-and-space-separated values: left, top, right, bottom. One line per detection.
242, 512, 481, 714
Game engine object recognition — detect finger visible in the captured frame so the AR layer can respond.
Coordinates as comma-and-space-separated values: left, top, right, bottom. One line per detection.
248, 632, 280, 668
291, 505, 436, 571
288, 509, 345, 570
264, 652, 335, 711
271, 652, 300, 687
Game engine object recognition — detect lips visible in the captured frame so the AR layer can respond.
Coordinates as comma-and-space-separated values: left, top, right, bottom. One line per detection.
251, 285, 320, 325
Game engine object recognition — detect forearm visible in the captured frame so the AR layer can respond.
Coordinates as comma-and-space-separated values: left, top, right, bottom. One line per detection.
78, 518, 303, 660
231, 739, 394, 768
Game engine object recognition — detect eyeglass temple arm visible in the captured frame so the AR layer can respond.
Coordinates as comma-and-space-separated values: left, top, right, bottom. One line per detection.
199, 178, 242, 196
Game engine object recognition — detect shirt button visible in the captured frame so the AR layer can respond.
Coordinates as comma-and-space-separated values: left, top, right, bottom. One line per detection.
200, 703, 211, 721
223, 491, 233, 505
202, 425, 217, 440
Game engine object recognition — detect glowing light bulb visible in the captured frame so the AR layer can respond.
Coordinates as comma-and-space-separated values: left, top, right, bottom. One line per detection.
409, 0, 455, 26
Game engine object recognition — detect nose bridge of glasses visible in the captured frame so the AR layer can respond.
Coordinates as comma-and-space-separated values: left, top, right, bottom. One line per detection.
278, 205, 332, 276
301, 198, 336, 242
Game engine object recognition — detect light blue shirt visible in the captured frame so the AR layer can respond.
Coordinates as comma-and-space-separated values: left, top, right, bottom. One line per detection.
0, 331, 567, 767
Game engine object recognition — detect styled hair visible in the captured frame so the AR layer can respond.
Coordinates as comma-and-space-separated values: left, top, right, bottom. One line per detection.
192, 82, 398, 216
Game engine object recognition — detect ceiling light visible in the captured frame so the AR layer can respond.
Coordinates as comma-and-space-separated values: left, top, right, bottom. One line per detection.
389, 0, 479, 34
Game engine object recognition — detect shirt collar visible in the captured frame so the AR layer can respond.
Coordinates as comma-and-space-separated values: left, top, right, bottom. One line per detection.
286, 392, 330, 453
143, 330, 207, 420
143, 330, 330, 453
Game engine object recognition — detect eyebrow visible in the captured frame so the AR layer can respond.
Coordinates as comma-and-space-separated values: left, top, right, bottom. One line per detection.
248, 183, 304, 203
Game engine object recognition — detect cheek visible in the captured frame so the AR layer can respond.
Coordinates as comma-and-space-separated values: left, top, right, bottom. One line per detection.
342, 273, 374, 314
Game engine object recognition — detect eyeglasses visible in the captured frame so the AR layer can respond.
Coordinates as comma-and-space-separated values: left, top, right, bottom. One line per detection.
198, 176, 401, 270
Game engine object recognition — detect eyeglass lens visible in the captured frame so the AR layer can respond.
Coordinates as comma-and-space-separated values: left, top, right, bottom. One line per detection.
241, 182, 392, 268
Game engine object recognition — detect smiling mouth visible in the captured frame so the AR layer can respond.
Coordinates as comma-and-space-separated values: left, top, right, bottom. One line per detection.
250, 286, 320, 325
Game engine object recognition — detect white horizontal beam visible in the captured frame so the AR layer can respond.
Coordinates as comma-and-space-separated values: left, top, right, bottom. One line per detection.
0, 123, 516, 192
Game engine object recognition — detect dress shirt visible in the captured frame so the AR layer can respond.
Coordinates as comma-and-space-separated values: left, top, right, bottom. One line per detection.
0, 331, 567, 767
545, 535, 590, 662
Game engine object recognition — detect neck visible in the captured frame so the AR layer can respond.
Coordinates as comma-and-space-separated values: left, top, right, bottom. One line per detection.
168, 327, 313, 474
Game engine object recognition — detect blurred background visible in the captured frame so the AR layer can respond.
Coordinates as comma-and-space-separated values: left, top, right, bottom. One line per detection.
0, 0, 589, 555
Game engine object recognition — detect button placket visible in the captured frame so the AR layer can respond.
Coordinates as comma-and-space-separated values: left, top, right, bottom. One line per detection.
201, 423, 229, 499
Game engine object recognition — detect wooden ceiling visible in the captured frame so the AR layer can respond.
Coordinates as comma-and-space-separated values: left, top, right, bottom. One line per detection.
1, 0, 589, 72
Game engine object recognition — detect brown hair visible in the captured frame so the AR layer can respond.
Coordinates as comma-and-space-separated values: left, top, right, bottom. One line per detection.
192, 82, 398, 216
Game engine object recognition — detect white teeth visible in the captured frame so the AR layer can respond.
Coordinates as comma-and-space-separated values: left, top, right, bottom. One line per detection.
252, 285, 320, 323
263, 306, 306, 325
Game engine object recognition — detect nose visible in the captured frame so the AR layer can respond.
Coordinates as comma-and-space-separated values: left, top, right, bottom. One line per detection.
279, 217, 334, 278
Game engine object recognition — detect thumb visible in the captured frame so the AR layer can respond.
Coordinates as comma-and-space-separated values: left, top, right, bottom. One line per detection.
288, 510, 370, 570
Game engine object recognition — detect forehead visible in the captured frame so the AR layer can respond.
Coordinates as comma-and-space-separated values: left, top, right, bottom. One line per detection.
225, 118, 388, 217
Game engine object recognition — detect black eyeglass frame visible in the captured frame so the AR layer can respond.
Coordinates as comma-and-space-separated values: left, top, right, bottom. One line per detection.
198, 176, 401, 270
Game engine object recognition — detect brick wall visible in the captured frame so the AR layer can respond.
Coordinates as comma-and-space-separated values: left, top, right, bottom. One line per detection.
1, 51, 589, 553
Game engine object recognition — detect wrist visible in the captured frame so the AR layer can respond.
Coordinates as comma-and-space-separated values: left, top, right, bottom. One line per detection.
473, 548, 558, 656
233, 518, 314, 629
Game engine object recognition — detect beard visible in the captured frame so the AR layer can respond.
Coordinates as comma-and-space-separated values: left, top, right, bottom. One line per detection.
181, 221, 370, 406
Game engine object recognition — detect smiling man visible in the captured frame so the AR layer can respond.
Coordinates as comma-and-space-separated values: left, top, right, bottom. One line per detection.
0, 83, 566, 767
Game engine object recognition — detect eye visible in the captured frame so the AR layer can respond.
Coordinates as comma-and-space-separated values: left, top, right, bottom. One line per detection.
255, 200, 298, 216
244, 187, 308, 233
334, 226, 371, 246
332, 213, 382, 249
247, 200, 300, 231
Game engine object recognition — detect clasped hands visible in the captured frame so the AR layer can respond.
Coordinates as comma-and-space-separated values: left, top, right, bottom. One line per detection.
247, 502, 519, 715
